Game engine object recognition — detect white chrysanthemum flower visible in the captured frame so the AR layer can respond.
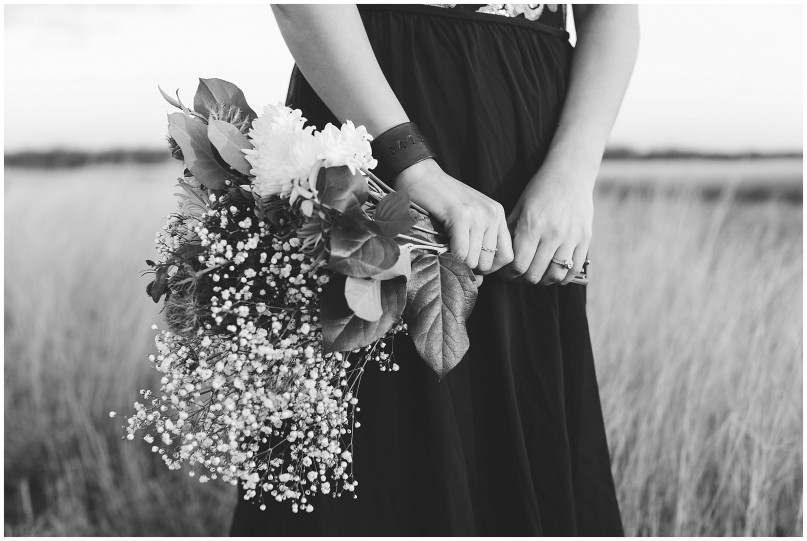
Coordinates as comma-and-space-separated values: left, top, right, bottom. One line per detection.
314, 120, 377, 174
244, 103, 318, 198
246, 103, 379, 199
251, 102, 311, 137
245, 130, 319, 198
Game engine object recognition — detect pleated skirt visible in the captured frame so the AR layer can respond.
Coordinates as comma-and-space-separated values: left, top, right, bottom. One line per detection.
230, 4, 624, 536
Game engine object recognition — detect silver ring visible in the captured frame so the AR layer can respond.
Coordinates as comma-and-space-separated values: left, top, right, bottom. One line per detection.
551, 257, 574, 270
480, 246, 497, 254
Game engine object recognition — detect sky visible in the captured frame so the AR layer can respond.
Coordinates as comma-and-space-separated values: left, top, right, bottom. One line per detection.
3, 4, 803, 153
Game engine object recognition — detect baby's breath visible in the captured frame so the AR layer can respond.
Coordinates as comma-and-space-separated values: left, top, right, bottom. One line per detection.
121, 184, 404, 512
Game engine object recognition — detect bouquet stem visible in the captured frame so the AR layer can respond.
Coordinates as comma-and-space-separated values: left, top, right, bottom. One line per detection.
362, 168, 442, 239
361, 167, 430, 217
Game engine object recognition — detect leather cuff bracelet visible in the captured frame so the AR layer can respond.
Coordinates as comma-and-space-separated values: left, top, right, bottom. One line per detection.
370, 121, 438, 181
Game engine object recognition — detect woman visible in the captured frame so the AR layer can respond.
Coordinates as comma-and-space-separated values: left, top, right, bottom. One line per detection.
230, 3, 639, 536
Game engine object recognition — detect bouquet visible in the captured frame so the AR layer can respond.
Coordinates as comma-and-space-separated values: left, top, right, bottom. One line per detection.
113, 78, 479, 512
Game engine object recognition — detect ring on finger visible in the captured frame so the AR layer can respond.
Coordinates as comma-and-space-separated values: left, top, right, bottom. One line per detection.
480, 246, 497, 254
550, 257, 574, 271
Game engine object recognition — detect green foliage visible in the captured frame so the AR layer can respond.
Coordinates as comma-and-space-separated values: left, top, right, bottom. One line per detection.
403, 252, 478, 380
318, 165, 369, 215
371, 245, 412, 281
207, 119, 253, 175
321, 274, 406, 352
314, 162, 474, 375
372, 191, 416, 237
326, 216, 400, 279
158, 85, 183, 111
193, 78, 257, 121
166, 113, 232, 190
147, 266, 169, 303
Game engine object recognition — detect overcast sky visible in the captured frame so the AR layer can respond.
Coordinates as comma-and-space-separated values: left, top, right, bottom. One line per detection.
3, 4, 803, 153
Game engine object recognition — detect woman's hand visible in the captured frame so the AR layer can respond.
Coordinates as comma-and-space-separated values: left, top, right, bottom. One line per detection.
393, 158, 514, 275
490, 4, 637, 285
500, 165, 594, 285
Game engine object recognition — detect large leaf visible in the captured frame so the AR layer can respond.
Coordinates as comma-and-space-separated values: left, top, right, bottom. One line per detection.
322, 275, 406, 352
207, 119, 253, 175
167, 113, 231, 190
373, 191, 415, 237
403, 252, 478, 380
193, 78, 257, 121
344, 277, 382, 321
328, 217, 400, 278
318, 166, 369, 215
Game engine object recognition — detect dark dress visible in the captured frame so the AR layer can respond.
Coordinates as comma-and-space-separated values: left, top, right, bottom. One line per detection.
230, 4, 624, 536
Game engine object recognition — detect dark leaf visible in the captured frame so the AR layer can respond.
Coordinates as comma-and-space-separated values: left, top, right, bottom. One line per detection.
167, 113, 231, 190
257, 200, 282, 225
149, 267, 170, 303
145, 259, 156, 267
373, 191, 416, 237
193, 78, 257, 121
322, 274, 406, 352
327, 217, 400, 278
403, 252, 478, 380
175, 242, 205, 260
207, 119, 253, 175
225, 184, 254, 206
237, 184, 255, 201
318, 166, 369, 215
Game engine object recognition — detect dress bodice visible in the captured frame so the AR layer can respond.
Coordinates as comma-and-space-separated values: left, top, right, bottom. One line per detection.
423, 4, 567, 31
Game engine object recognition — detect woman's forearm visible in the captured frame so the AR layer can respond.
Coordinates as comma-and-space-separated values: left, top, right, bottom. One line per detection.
537, 5, 640, 190
271, 5, 514, 273
270, 4, 409, 136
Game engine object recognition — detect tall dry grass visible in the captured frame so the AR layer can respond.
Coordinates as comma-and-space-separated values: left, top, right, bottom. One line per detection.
590, 186, 802, 535
4, 162, 802, 535
4, 164, 235, 536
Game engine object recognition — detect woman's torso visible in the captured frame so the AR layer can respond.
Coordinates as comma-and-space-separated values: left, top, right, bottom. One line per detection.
231, 5, 626, 536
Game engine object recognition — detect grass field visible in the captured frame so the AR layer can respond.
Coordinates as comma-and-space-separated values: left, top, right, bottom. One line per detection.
4, 160, 802, 536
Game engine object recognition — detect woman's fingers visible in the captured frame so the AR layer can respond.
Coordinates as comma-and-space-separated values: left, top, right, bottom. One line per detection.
465, 221, 485, 270
521, 240, 559, 285
560, 242, 590, 285
523, 240, 558, 284
476, 222, 500, 273
489, 218, 514, 274
503, 230, 538, 280
438, 193, 512, 274
445, 217, 470, 262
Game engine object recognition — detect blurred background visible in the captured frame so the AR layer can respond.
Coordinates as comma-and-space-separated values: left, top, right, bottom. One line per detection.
4, 3, 802, 536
